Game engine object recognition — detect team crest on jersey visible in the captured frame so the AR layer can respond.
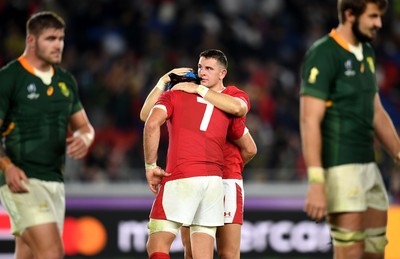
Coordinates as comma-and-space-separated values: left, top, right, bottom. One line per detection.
27, 83, 40, 99
344, 59, 356, 76
366, 57, 375, 73
308, 67, 319, 84
58, 82, 70, 97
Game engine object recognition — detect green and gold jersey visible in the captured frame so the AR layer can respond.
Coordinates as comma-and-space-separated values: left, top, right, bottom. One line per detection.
300, 29, 377, 167
0, 56, 83, 185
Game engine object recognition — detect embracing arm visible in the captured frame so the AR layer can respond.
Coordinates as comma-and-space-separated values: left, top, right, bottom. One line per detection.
140, 68, 194, 121
140, 86, 164, 122
233, 131, 257, 165
172, 82, 248, 117
373, 93, 400, 161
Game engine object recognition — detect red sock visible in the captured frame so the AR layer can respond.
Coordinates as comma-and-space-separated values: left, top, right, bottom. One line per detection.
149, 252, 170, 259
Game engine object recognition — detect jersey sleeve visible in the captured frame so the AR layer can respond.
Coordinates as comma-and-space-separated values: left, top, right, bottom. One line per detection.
155, 90, 174, 119
225, 86, 251, 111
227, 116, 246, 141
0, 66, 13, 121
67, 72, 84, 115
300, 42, 336, 100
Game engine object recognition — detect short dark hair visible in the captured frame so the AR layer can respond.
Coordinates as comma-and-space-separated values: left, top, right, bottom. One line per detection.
338, 0, 388, 23
199, 49, 228, 69
26, 11, 65, 36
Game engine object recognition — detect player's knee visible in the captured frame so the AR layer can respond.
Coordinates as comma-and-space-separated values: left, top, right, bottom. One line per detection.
217, 248, 240, 259
190, 225, 217, 239
364, 227, 387, 254
40, 246, 64, 259
330, 225, 365, 247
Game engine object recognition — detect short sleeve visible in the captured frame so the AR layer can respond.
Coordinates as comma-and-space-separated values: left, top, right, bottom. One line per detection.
227, 117, 246, 141
300, 43, 336, 100
0, 68, 13, 120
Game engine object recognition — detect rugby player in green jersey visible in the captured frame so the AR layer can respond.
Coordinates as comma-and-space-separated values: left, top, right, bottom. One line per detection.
0, 12, 94, 259
300, 0, 400, 258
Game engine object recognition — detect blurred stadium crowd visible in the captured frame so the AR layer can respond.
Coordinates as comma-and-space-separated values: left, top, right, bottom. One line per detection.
0, 0, 400, 201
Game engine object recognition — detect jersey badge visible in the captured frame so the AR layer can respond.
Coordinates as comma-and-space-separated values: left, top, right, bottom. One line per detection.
58, 82, 70, 97
344, 59, 356, 76
308, 67, 319, 84
27, 83, 40, 100
47, 86, 54, 96
366, 57, 375, 74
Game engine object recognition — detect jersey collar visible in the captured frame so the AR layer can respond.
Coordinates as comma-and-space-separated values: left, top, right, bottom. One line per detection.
18, 55, 54, 76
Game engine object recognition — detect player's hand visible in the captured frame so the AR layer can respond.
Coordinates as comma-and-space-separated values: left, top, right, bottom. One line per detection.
303, 183, 326, 222
171, 82, 199, 93
66, 134, 90, 159
145, 167, 171, 194
4, 165, 29, 193
160, 67, 193, 85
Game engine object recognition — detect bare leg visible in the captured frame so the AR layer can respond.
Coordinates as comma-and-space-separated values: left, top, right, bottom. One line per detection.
190, 232, 215, 259
216, 223, 241, 259
19, 223, 63, 259
181, 226, 193, 259
15, 236, 33, 259
146, 232, 176, 256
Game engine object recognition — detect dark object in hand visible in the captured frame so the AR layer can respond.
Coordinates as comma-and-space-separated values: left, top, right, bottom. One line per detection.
167, 71, 201, 90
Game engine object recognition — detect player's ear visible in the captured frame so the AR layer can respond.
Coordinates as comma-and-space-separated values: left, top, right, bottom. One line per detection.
26, 34, 35, 47
344, 8, 356, 24
219, 69, 227, 80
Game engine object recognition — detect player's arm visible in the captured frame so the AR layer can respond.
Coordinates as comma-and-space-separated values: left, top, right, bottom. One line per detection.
300, 95, 327, 222
300, 95, 326, 169
67, 109, 95, 160
143, 106, 170, 194
0, 119, 29, 192
373, 93, 400, 162
172, 82, 248, 117
233, 131, 257, 164
140, 68, 193, 121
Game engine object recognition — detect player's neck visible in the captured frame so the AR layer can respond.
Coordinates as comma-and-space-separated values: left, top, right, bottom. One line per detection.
210, 82, 225, 92
336, 24, 360, 47
22, 51, 52, 72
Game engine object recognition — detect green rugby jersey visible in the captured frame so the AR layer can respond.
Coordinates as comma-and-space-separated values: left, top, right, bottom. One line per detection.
0, 56, 83, 185
300, 29, 377, 167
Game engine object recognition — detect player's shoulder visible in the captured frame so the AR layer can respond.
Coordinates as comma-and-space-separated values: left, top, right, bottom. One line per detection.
224, 85, 249, 100
224, 85, 246, 95
0, 60, 22, 83
306, 34, 337, 56
362, 42, 375, 55
53, 65, 73, 78
53, 65, 78, 86
0, 59, 20, 73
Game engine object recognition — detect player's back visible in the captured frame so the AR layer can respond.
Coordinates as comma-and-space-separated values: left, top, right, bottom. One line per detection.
156, 90, 232, 180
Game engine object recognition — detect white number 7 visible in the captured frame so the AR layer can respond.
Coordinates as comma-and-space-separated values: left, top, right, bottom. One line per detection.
197, 97, 214, 131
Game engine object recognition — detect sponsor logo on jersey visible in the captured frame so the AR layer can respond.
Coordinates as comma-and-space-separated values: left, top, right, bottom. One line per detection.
27, 83, 40, 99
47, 86, 54, 96
344, 59, 356, 76
59, 82, 70, 97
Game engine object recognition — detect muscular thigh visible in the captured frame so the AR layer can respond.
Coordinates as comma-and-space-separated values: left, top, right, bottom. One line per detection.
0, 179, 65, 236
216, 223, 241, 251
